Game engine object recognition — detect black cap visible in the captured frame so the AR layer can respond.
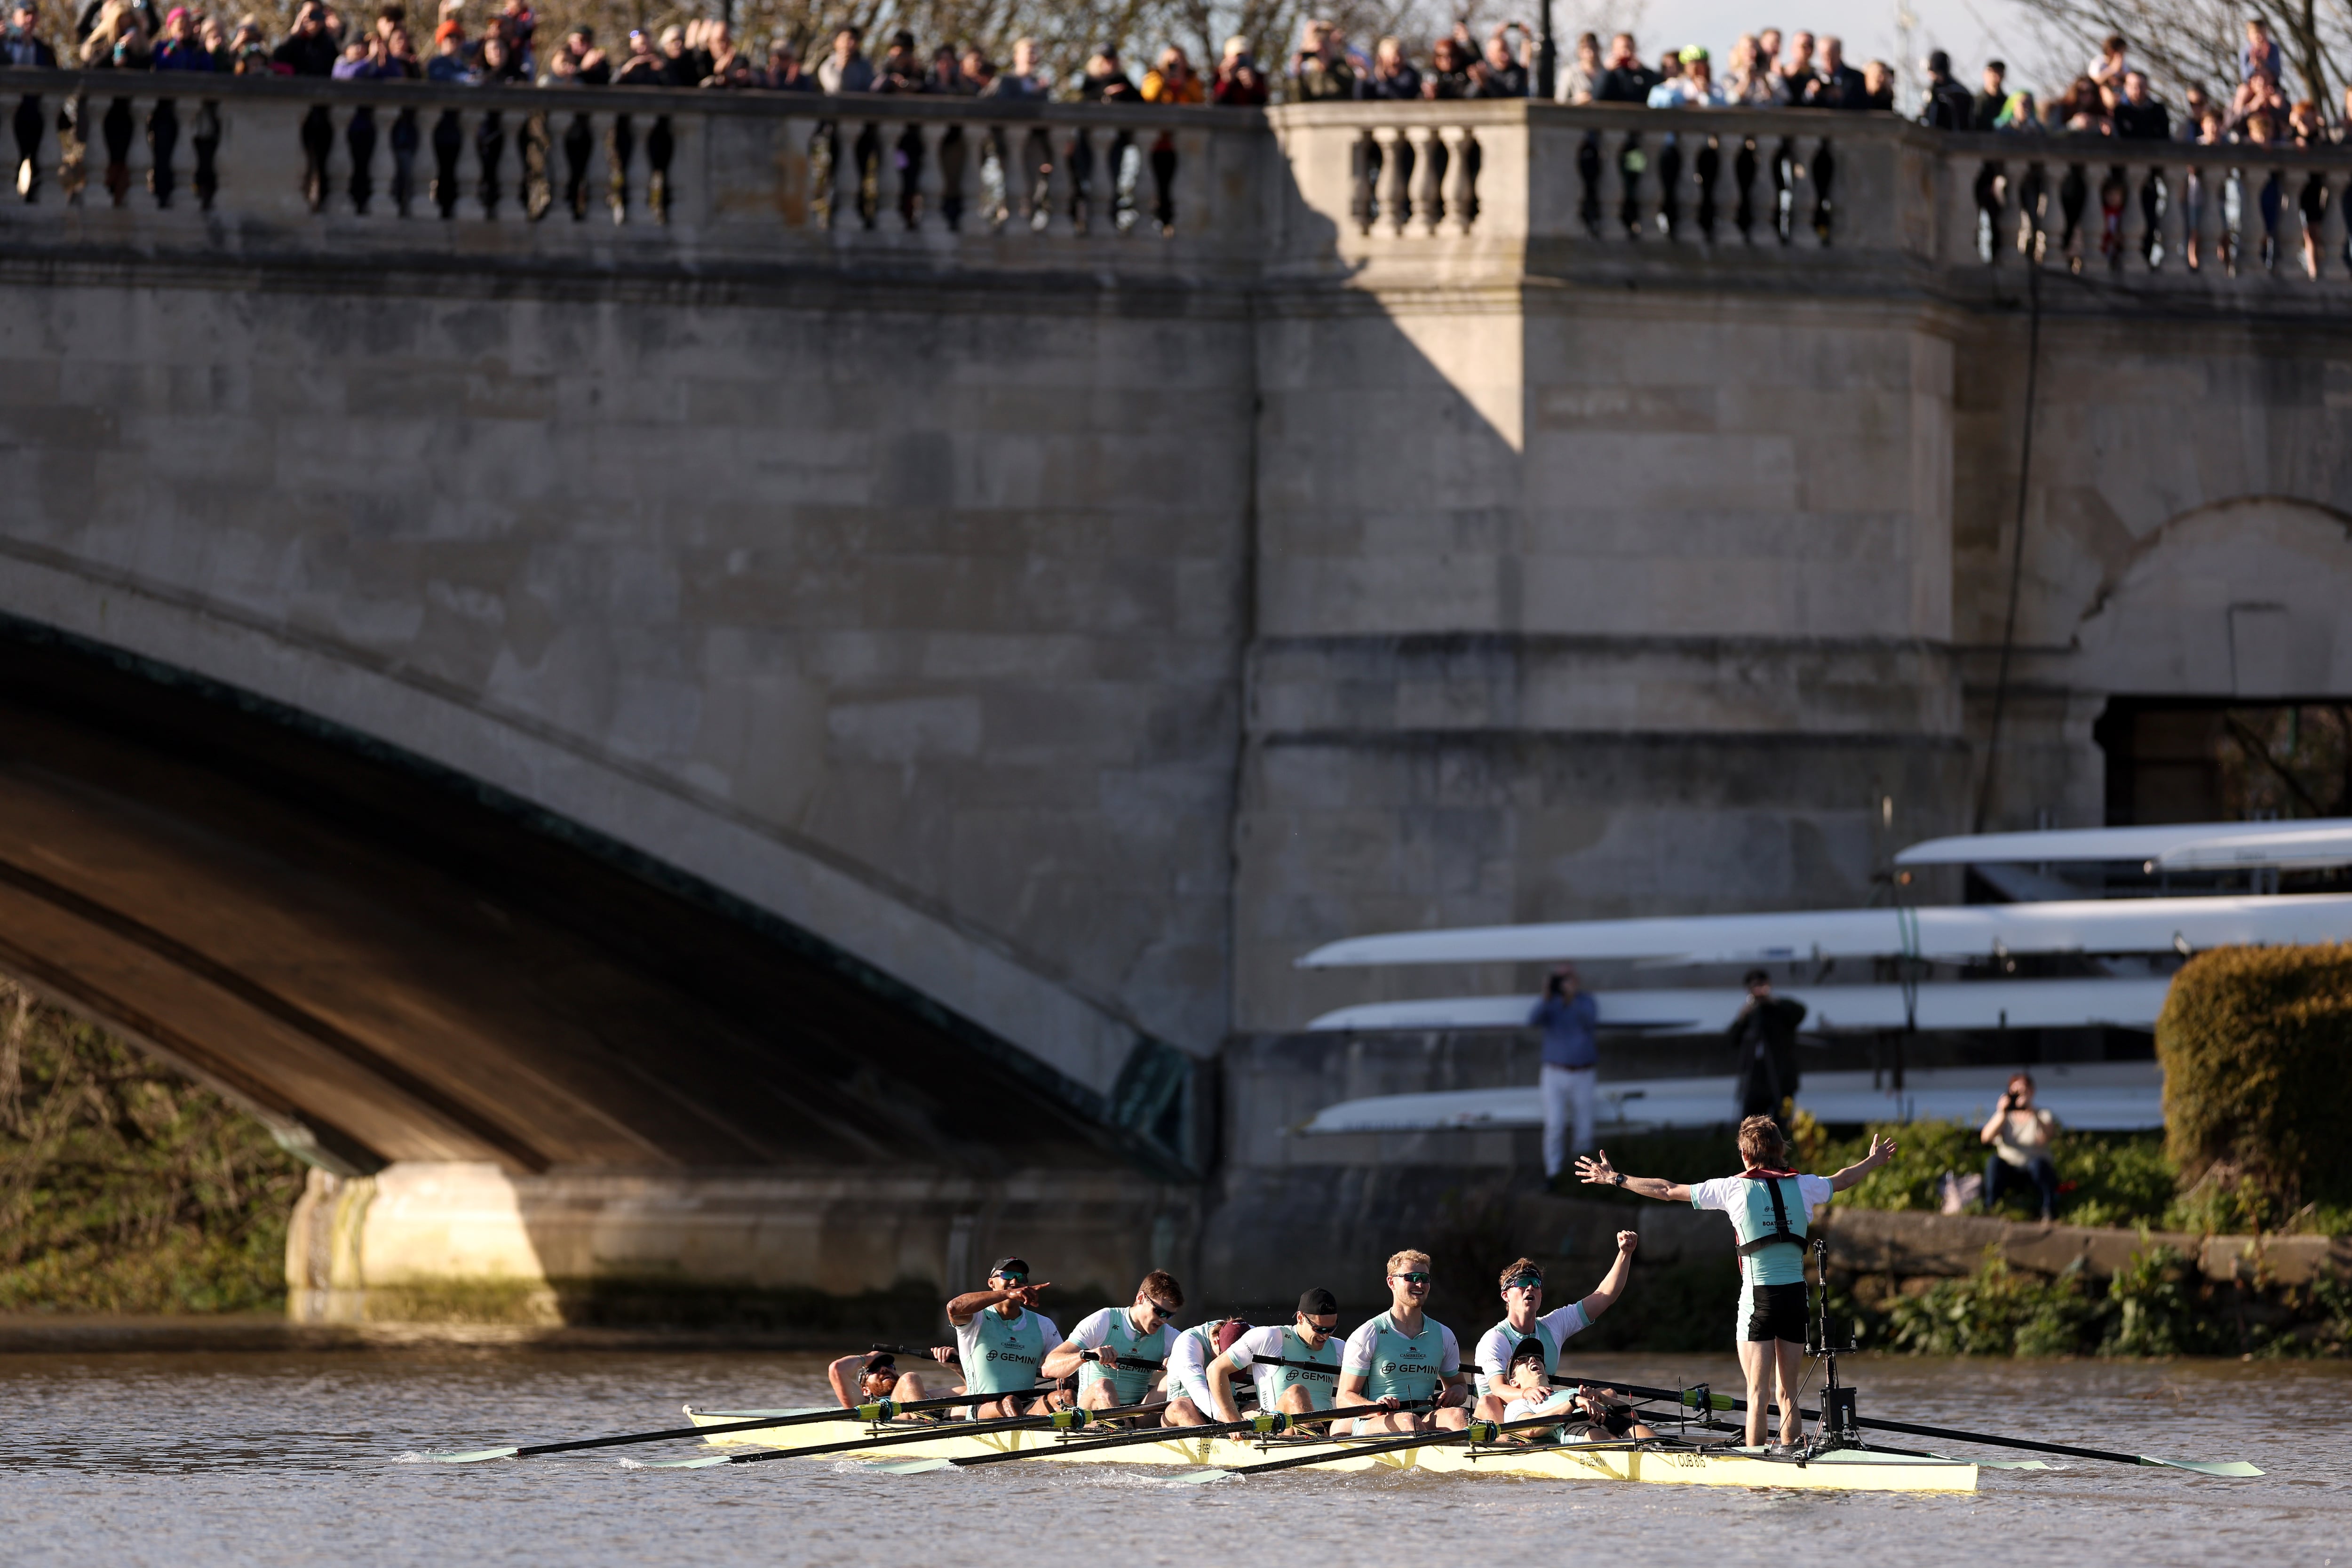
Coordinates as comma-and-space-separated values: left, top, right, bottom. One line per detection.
988, 1256, 1030, 1280
1927, 48, 1950, 72
1507, 1335, 1548, 1368
861, 1353, 895, 1374
1297, 1287, 1339, 1315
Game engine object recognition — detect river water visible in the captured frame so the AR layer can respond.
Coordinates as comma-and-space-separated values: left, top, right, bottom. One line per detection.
0, 1345, 2338, 1566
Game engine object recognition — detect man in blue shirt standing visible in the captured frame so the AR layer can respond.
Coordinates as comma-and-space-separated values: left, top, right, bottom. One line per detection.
1529, 963, 1599, 1188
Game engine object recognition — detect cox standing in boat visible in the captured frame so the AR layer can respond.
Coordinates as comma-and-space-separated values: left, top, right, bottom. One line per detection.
1576, 1116, 1895, 1450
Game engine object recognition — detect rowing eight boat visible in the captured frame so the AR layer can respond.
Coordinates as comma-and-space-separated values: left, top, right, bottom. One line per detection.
679, 1408, 1980, 1492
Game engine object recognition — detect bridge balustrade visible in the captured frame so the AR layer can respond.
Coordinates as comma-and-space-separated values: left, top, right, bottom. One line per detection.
0, 68, 1267, 276
6, 70, 2352, 292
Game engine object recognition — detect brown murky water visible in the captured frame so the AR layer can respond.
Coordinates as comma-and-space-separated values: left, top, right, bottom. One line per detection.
0, 1347, 2339, 1565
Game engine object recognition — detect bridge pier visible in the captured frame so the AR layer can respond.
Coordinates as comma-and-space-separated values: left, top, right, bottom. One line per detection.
285, 1164, 1200, 1329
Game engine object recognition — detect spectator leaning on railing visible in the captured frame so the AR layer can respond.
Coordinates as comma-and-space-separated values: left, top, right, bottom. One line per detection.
1593, 31, 1659, 102
1211, 35, 1264, 104
1919, 48, 1971, 126
1648, 45, 1723, 106
2, 0, 56, 65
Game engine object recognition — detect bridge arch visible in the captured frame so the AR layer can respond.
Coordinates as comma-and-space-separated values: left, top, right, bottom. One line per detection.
0, 584, 1199, 1179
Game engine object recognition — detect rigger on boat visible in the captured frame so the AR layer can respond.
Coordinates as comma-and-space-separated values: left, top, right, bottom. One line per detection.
422, 1114, 2266, 1490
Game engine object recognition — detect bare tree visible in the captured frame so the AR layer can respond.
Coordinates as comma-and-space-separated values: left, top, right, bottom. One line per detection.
2010, 0, 2347, 107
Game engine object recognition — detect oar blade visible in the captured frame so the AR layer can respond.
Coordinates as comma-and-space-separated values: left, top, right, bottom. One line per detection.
2143, 1457, 2264, 1478
1166, 1467, 1237, 1486
422, 1447, 520, 1465
629, 1454, 738, 1470
869, 1459, 954, 1476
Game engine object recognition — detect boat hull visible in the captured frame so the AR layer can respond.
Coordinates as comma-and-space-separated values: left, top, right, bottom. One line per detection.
681, 1409, 1978, 1493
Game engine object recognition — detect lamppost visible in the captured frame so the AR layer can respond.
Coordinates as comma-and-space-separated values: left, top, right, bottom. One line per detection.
1536, 0, 1556, 98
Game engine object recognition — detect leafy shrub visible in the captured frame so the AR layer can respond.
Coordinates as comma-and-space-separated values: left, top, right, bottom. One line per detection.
2158, 943, 2352, 1211
0, 984, 305, 1313
2101, 1243, 2227, 1357
1880, 1251, 2100, 1356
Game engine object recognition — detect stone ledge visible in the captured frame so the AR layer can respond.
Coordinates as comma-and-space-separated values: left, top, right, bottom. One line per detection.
1817, 1206, 2352, 1286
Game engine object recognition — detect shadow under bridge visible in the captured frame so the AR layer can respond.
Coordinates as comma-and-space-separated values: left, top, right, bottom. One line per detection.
0, 618, 1202, 1182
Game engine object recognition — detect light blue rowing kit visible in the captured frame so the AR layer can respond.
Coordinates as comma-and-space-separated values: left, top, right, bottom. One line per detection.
1224, 1322, 1339, 1412
952, 1305, 1060, 1397
1471, 1301, 1590, 1397
1338, 1311, 1461, 1404
1067, 1306, 1175, 1406
1691, 1171, 1836, 1338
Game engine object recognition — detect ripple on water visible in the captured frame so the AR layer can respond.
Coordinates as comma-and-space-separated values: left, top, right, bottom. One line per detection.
0, 1350, 2338, 1566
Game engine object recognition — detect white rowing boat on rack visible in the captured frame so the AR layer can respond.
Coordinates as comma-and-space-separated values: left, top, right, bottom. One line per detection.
1305, 977, 2172, 1035
1294, 893, 2352, 970
1293, 1061, 2165, 1136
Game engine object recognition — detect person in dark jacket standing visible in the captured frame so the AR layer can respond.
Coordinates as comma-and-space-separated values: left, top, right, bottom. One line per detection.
1530, 963, 1600, 1186
1729, 969, 1805, 1120
1919, 49, 1972, 127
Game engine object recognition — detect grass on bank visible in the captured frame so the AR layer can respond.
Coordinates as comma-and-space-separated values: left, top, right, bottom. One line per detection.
0, 983, 305, 1314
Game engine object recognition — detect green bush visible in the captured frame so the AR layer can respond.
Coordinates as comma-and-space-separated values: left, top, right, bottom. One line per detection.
2158, 943, 2352, 1211
0, 984, 305, 1313
1879, 1252, 2102, 1356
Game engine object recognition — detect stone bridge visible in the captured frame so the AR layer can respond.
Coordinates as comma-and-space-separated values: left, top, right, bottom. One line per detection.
1, 71, 2349, 1320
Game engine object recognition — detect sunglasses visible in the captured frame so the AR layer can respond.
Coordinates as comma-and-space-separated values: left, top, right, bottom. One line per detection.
1505, 1276, 1543, 1292
1141, 1300, 1175, 1321
1394, 1272, 1430, 1285
996, 1273, 1029, 1286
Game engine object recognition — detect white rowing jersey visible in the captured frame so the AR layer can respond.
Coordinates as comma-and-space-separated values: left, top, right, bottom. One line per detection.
1472, 1302, 1590, 1396
1223, 1322, 1339, 1413
952, 1305, 1061, 1396
1166, 1321, 1220, 1409
1338, 1311, 1460, 1404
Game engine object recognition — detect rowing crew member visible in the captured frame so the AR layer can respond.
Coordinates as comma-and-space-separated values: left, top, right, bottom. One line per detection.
1578, 1115, 1896, 1451
1493, 1337, 1657, 1444
826, 1346, 953, 1411
1161, 1313, 1248, 1426
1039, 1271, 1184, 1422
1334, 1249, 1470, 1434
1470, 1235, 1639, 1423
1205, 1287, 1342, 1426
945, 1256, 1061, 1419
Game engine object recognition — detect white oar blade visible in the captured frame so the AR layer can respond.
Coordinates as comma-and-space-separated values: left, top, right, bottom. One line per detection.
633, 1455, 736, 1470
1976, 1457, 2055, 1470
1167, 1468, 1236, 1486
2144, 1457, 2264, 1477
869, 1459, 954, 1475
424, 1448, 520, 1464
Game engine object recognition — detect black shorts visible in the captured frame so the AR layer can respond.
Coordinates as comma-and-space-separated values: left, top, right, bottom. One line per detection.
1740, 1281, 1809, 1344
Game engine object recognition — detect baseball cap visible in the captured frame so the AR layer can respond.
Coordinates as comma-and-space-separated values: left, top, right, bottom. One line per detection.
988, 1256, 1031, 1280
1297, 1287, 1339, 1315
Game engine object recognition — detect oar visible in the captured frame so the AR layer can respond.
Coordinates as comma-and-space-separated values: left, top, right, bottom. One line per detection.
865, 1342, 1164, 1372
870, 1400, 1422, 1475
421, 1386, 1057, 1465
1252, 1356, 1341, 1373
1170, 1409, 1576, 1485
642, 1396, 1164, 1470
1585, 1376, 2261, 1477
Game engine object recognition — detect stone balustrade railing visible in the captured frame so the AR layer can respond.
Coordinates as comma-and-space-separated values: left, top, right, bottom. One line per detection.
0, 68, 1266, 276
1274, 100, 2352, 292
7, 69, 2352, 295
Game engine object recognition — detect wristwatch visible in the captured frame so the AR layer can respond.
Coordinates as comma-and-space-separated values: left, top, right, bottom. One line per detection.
1613, 1172, 1626, 1187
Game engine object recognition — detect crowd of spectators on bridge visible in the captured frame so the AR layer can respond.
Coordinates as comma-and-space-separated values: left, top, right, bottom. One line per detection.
0, 0, 2338, 151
